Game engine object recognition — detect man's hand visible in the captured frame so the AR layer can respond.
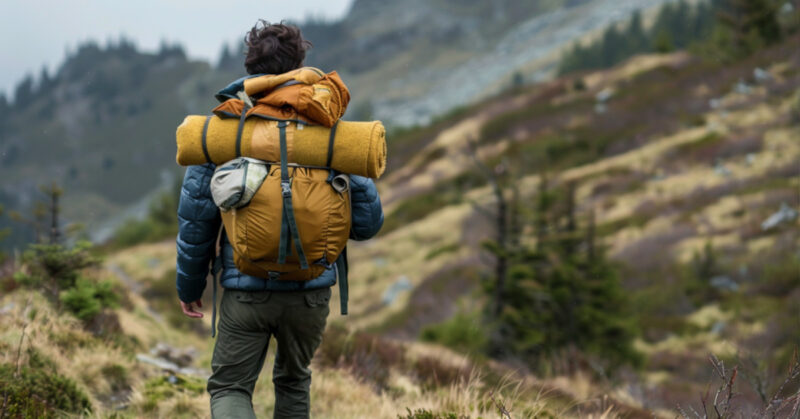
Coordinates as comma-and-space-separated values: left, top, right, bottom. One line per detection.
180, 299, 204, 318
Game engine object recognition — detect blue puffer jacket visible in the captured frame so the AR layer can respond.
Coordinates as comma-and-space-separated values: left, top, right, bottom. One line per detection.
175, 163, 383, 304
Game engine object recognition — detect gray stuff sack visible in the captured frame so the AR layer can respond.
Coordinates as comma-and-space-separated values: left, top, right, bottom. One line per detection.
210, 157, 269, 211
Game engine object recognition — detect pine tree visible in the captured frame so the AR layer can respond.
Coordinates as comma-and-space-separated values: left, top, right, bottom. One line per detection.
0, 93, 8, 119
625, 10, 649, 53
494, 181, 640, 372
13, 74, 35, 109
38, 66, 53, 93
716, 0, 783, 57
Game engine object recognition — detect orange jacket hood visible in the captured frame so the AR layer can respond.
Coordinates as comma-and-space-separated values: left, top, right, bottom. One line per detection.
213, 67, 350, 128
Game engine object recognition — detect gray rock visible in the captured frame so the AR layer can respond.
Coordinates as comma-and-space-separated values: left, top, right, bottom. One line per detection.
753, 68, 772, 84
595, 87, 614, 103
594, 103, 608, 114
745, 153, 756, 166
710, 276, 739, 292
0, 303, 15, 315
135, 354, 210, 378
382, 275, 413, 305
761, 203, 799, 231
734, 79, 751, 95
713, 160, 732, 177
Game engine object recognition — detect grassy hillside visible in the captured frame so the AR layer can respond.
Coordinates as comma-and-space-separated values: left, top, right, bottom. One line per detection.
351, 33, 800, 413
0, 243, 653, 418
1, 8, 799, 418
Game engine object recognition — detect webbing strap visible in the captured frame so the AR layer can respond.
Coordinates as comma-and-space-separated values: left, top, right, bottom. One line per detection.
210, 256, 221, 338
234, 104, 249, 157
277, 121, 309, 269
337, 248, 349, 315
326, 120, 339, 168
201, 116, 213, 163
210, 227, 224, 338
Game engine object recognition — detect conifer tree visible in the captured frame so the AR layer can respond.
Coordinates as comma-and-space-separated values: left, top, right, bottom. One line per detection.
494, 181, 640, 372
716, 0, 783, 57
13, 75, 34, 109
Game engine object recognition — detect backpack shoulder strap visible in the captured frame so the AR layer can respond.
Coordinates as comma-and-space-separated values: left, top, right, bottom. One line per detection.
276, 120, 309, 269
210, 225, 224, 338
336, 247, 348, 315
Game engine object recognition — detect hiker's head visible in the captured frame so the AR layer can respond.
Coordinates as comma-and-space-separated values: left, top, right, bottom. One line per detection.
244, 20, 312, 75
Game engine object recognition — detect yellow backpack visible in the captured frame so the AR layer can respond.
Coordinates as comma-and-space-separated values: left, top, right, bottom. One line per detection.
215, 120, 352, 281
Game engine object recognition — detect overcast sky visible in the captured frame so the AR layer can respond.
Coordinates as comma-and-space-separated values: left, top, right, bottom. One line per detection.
0, 0, 354, 98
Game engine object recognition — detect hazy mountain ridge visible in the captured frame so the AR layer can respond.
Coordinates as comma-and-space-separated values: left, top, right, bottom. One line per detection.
0, 0, 679, 247
0, 41, 236, 245
301, 0, 677, 126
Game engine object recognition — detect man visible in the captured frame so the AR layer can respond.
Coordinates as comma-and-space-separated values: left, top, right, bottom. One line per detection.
175, 21, 384, 419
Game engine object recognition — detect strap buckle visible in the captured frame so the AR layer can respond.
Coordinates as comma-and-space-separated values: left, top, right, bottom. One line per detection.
281, 179, 292, 197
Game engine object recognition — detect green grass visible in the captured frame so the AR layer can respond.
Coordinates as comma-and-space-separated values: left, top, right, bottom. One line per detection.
0, 362, 92, 418
420, 310, 488, 355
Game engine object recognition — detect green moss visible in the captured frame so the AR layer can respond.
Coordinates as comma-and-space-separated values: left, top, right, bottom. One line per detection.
0, 362, 92, 418
673, 131, 723, 155
425, 243, 460, 261
398, 408, 467, 419
140, 374, 205, 412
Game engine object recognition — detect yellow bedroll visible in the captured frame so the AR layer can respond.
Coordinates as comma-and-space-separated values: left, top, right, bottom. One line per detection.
176, 116, 386, 179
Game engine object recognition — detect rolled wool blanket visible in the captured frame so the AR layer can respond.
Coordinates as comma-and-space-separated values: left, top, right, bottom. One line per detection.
176, 116, 386, 179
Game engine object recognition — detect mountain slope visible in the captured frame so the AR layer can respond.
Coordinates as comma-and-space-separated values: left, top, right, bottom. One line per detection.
343, 34, 800, 411
0, 0, 679, 246
303, 0, 677, 126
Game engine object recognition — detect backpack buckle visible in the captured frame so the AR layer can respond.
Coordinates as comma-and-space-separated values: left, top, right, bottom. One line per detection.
281, 179, 292, 197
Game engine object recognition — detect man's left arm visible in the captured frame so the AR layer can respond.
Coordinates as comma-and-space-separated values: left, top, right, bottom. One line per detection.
176, 164, 221, 317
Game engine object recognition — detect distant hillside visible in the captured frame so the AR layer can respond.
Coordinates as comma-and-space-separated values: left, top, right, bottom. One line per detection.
0, 41, 238, 246
0, 0, 679, 248
293, 0, 678, 126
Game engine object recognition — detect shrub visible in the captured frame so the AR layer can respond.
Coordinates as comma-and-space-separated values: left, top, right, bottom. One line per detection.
399, 408, 467, 419
15, 240, 98, 302
59, 277, 120, 322
0, 362, 92, 418
420, 310, 488, 354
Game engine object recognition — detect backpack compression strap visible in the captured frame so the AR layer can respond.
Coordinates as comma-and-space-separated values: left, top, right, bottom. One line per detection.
337, 247, 349, 315
277, 121, 309, 269
326, 120, 339, 168
201, 116, 213, 163
234, 103, 249, 157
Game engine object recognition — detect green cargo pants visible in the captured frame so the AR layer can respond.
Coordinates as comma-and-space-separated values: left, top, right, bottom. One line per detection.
207, 287, 331, 419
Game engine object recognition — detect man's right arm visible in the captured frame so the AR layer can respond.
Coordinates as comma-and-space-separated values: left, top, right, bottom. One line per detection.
348, 175, 384, 241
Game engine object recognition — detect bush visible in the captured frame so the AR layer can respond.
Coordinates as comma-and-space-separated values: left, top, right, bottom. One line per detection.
0, 362, 92, 418
420, 310, 488, 354
15, 241, 98, 301
399, 408, 467, 419
60, 277, 120, 322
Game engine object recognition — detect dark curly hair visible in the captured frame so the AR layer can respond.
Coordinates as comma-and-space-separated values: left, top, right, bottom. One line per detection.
244, 20, 312, 75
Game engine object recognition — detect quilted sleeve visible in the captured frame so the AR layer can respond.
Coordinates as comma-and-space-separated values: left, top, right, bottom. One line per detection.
176, 163, 221, 303
348, 175, 384, 241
